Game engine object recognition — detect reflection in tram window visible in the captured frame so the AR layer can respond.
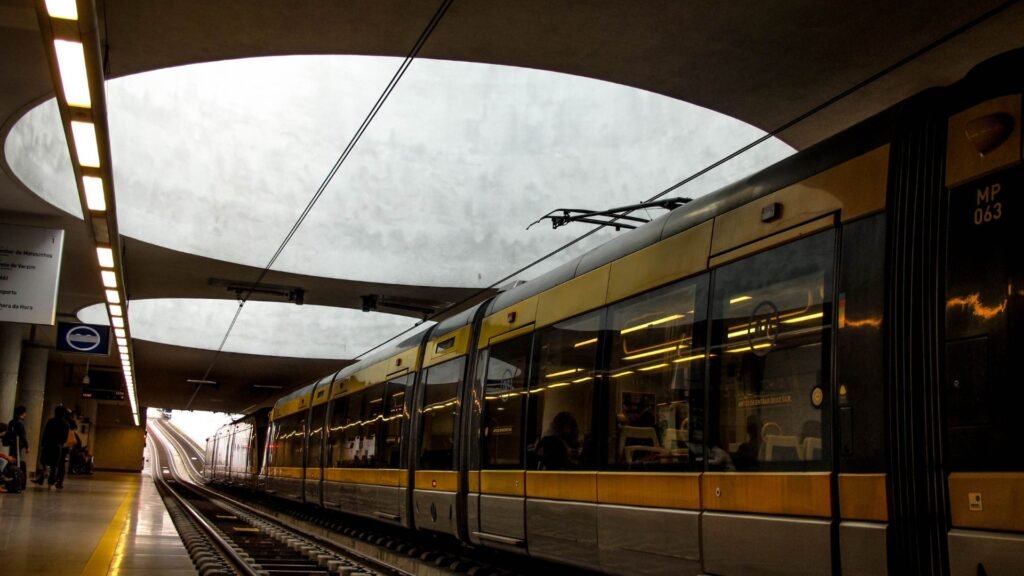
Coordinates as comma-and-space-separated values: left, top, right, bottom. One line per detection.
306, 403, 326, 469
418, 358, 464, 470
329, 391, 362, 467
528, 312, 601, 470
382, 375, 411, 468
481, 335, 532, 468
708, 231, 834, 471
606, 276, 708, 471
362, 384, 385, 466
269, 412, 305, 469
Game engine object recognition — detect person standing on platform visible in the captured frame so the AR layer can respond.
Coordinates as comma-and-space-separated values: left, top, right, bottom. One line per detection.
57, 409, 79, 489
4, 406, 29, 490
35, 405, 71, 490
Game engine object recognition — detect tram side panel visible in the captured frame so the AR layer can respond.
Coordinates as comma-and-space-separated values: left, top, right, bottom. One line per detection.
266, 387, 312, 502
943, 93, 1024, 575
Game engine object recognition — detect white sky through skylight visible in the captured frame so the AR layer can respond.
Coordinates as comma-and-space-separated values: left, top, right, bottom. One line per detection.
10, 55, 795, 357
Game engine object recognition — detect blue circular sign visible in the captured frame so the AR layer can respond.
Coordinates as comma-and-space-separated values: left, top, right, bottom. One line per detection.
65, 325, 102, 352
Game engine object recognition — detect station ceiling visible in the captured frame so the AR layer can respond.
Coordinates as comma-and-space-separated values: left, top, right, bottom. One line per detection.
2, 0, 1023, 414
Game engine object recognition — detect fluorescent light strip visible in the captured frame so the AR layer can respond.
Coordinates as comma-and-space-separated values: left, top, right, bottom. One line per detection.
727, 327, 753, 339
116, 337, 127, 346
638, 363, 670, 372
730, 295, 752, 304
101, 270, 117, 288
546, 368, 581, 379
621, 345, 681, 361
114, 328, 126, 338
573, 338, 598, 348
83, 176, 106, 211
70, 121, 100, 167
782, 312, 824, 324
109, 305, 123, 317
96, 246, 114, 268
620, 314, 685, 335
105, 289, 120, 304
725, 343, 773, 354
111, 316, 124, 328
45, 0, 78, 20
53, 40, 90, 108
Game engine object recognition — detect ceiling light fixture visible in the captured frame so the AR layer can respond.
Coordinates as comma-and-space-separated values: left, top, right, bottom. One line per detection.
101, 270, 117, 288
45, 0, 78, 20
83, 176, 105, 210
53, 40, 90, 108
70, 121, 100, 167
105, 289, 119, 304
96, 246, 114, 268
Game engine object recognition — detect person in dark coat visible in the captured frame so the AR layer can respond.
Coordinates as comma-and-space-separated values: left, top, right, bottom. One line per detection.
6, 406, 29, 490
36, 405, 71, 489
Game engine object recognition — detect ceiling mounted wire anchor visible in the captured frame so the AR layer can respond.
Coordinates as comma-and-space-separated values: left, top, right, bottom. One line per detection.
527, 197, 691, 231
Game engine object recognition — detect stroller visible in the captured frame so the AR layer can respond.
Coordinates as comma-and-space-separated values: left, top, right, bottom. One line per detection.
68, 442, 94, 475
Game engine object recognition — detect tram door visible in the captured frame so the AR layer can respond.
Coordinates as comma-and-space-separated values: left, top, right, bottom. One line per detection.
943, 96, 1024, 574
303, 386, 330, 506
473, 335, 533, 552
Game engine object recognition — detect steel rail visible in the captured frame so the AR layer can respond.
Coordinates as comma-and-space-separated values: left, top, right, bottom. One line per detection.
150, 419, 410, 576
150, 432, 262, 576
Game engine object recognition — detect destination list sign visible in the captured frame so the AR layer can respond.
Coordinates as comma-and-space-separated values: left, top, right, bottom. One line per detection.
0, 224, 65, 325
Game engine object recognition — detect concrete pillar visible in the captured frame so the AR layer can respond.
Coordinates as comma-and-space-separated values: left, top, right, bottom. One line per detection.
0, 323, 25, 428
16, 346, 48, 469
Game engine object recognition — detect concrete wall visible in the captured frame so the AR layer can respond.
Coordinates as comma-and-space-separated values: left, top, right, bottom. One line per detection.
92, 424, 145, 472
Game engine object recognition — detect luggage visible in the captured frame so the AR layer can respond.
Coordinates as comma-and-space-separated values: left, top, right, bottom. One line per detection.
3, 462, 24, 494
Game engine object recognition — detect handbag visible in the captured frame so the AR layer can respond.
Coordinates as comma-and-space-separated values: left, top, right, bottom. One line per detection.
64, 429, 77, 448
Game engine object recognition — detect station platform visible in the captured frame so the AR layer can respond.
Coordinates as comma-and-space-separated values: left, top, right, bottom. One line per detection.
0, 464, 195, 575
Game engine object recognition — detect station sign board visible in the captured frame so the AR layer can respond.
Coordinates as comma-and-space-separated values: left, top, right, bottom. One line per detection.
0, 224, 65, 325
57, 322, 111, 356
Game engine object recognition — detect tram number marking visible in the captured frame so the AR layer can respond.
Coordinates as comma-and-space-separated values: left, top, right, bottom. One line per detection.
973, 182, 1003, 226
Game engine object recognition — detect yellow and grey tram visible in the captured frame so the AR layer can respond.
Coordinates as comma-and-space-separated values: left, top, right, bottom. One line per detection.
206, 49, 1024, 575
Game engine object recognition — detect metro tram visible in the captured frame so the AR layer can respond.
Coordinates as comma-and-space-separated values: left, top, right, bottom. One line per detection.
205, 49, 1023, 575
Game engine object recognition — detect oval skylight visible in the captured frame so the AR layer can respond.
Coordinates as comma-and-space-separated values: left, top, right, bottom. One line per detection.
77, 299, 429, 359
6, 55, 793, 287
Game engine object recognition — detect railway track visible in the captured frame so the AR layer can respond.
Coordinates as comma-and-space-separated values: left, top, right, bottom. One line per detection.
149, 421, 410, 576
150, 419, 595, 576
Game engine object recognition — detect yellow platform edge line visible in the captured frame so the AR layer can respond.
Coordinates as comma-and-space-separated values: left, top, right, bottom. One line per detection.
80, 477, 140, 576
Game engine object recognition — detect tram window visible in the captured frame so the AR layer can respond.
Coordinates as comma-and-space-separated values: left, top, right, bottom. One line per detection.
306, 404, 327, 469
333, 391, 366, 467
836, 215, 886, 472
606, 275, 708, 471
708, 230, 834, 472
362, 384, 385, 467
382, 375, 412, 468
271, 413, 306, 469
527, 312, 601, 471
418, 357, 465, 470
325, 396, 343, 468
481, 336, 532, 468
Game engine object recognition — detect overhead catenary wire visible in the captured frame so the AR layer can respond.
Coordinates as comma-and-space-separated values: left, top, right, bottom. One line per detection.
343, 0, 1020, 364
189, 0, 455, 404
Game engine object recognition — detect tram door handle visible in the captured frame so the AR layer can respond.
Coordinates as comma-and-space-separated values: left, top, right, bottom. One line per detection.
839, 406, 854, 456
